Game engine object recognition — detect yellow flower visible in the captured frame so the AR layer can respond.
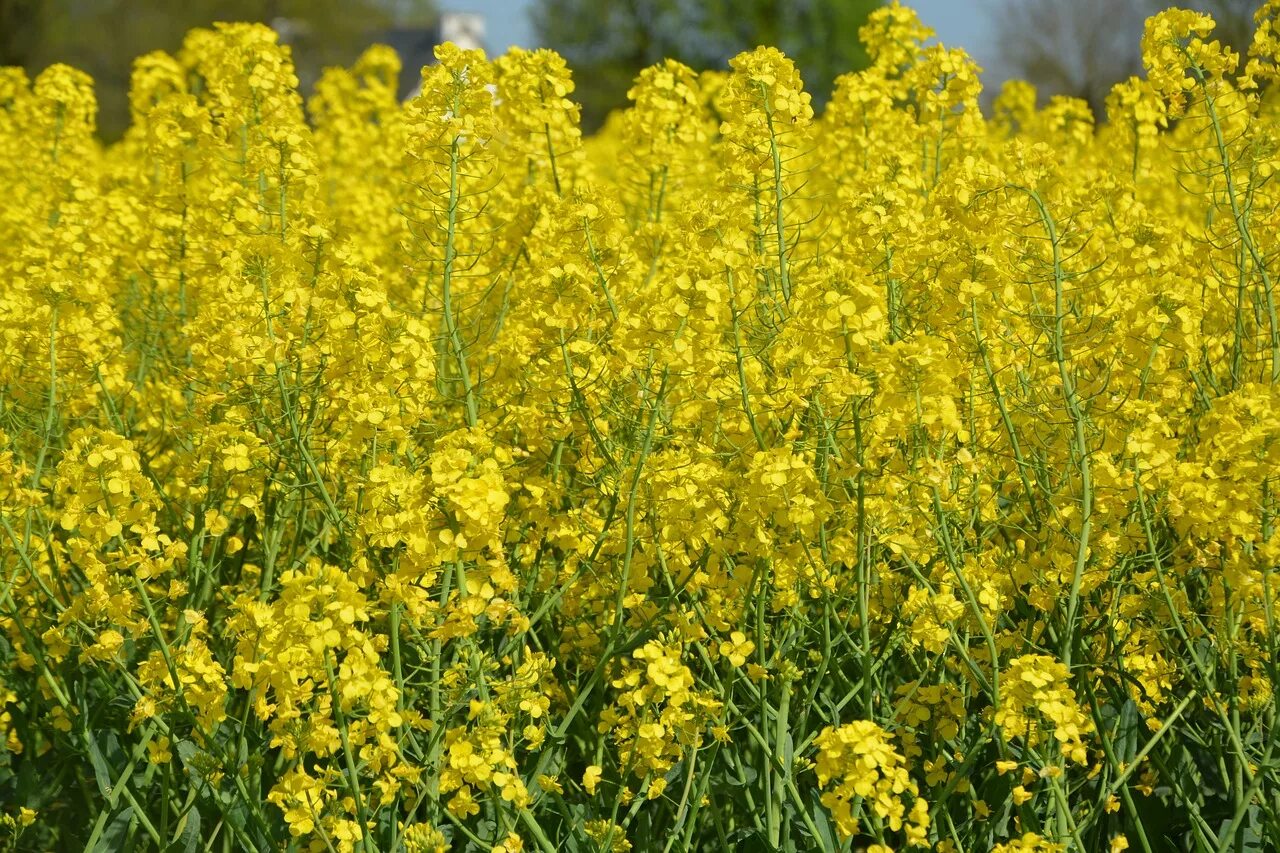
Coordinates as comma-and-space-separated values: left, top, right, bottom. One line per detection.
583, 765, 603, 796
146, 736, 172, 765
718, 631, 755, 667
493, 832, 524, 853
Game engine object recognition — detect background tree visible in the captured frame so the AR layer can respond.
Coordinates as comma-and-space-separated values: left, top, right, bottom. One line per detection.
991, 0, 1259, 117
530, 0, 882, 131
3, 0, 437, 139
0, 0, 44, 68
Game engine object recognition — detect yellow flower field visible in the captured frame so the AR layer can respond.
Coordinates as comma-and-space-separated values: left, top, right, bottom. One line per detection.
1, 2, 1279, 850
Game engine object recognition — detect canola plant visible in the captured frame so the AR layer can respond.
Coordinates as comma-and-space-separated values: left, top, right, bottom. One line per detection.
1, 3, 1279, 851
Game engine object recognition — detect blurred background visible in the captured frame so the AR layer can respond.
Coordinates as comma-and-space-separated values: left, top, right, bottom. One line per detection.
0, 0, 1264, 139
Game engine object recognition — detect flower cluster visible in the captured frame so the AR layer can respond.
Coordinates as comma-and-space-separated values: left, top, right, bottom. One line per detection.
814, 721, 930, 845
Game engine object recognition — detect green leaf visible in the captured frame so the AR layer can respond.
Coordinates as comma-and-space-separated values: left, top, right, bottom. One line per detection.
86, 732, 115, 800
165, 806, 201, 853
725, 828, 773, 853
809, 790, 838, 852
1115, 698, 1142, 767
89, 806, 133, 853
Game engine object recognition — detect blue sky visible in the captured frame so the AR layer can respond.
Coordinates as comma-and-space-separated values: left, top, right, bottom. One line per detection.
444, 0, 999, 73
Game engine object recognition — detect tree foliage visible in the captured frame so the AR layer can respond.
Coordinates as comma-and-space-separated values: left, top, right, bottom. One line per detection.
530, 0, 882, 129
992, 0, 1260, 117
2, 0, 436, 139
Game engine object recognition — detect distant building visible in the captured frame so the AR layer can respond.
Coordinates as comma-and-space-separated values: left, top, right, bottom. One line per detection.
438, 13, 486, 54
273, 11, 487, 100
381, 13, 486, 99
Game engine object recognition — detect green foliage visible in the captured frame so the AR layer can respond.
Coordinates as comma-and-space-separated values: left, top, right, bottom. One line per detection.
4, 0, 437, 139
530, 0, 881, 130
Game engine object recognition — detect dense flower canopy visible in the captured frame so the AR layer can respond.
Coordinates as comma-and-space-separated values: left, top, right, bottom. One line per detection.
2, 3, 1280, 851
